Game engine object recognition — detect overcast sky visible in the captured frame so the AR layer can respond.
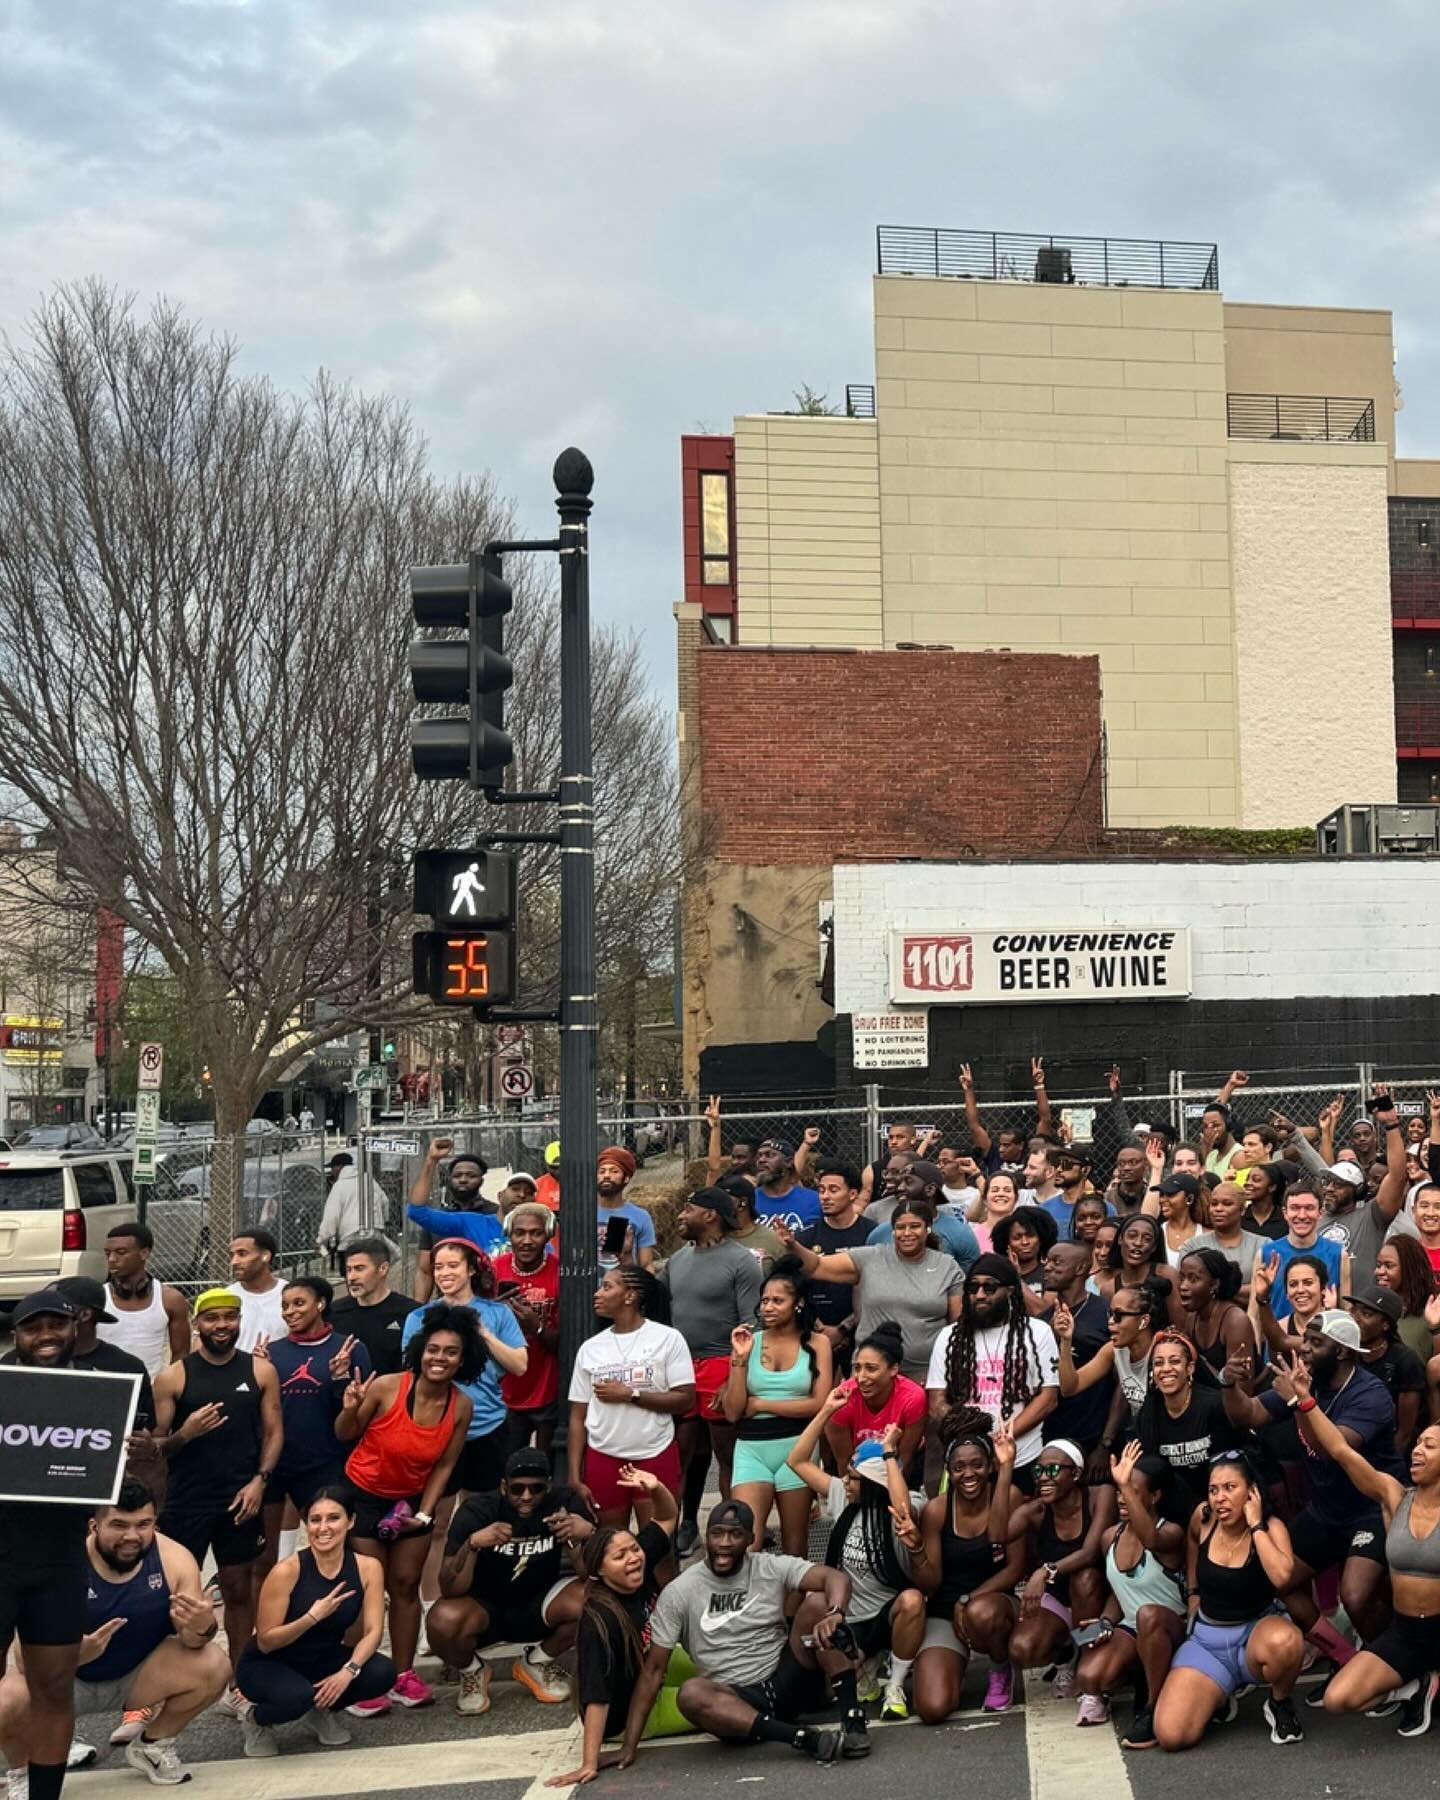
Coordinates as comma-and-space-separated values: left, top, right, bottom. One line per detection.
4, 0, 1437, 694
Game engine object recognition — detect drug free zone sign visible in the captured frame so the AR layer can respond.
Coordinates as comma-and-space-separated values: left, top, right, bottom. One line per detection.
889, 928, 1192, 1005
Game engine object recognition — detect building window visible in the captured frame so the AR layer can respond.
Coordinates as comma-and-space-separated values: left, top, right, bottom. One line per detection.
700, 471, 731, 585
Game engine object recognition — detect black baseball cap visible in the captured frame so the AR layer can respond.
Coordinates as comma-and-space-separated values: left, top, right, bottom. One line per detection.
1346, 1282, 1401, 1324
1056, 1143, 1093, 1167
504, 1448, 551, 1483
1158, 1172, 1201, 1198
708, 1499, 755, 1533
13, 1287, 79, 1325
54, 1277, 117, 1323
688, 1185, 739, 1230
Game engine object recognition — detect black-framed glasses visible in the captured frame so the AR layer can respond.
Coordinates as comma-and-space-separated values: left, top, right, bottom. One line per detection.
1108, 1308, 1145, 1321
507, 1480, 548, 1496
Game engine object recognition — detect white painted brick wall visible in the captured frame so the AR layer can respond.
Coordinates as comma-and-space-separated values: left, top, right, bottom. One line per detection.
833, 861, 1440, 1013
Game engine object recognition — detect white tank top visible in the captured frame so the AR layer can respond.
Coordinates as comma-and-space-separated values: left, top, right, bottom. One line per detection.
98, 1281, 172, 1377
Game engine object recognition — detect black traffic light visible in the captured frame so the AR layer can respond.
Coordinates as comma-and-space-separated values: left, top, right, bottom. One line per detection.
409, 551, 514, 791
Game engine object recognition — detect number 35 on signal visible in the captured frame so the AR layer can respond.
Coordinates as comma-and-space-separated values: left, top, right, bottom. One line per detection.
413, 929, 516, 1008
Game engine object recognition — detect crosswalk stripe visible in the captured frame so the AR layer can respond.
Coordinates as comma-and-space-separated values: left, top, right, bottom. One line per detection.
1023, 1674, 1136, 1800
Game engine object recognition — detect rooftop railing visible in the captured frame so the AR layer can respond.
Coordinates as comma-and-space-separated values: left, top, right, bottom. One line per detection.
1227, 393, 1376, 442
876, 227, 1219, 290
845, 384, 875, 419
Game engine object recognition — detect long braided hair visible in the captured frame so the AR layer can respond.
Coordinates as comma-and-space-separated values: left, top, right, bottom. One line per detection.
823, 1457, 909, 1598
943, 1254, 1035, 1415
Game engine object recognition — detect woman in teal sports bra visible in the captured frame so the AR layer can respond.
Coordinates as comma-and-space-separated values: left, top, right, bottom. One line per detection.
722, 1256, 832, 1553
1073, 1441, 1187, 1745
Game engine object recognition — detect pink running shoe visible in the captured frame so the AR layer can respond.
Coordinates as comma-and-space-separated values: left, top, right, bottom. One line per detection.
377, 1501, 416, 1541
982, 1664, 1015, 1713
345, 1694, 391, 1718
1076, 1694, 1111, 1726
389, 1670, 435, 1709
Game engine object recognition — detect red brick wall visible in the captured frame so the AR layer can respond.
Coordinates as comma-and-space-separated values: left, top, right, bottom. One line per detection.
696, 645, 1104, 864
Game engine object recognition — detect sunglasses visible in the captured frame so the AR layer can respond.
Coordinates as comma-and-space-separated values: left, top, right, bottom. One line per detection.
507, 1480, 548, 1496
1035, 1462, 1071, 1477
1108, 1308, 1145, 1321
968, 1279, 1005, 1294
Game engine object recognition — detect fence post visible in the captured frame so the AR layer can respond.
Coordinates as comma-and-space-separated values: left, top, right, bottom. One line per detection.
1357, 1062, 1374, 1105
1168, 1069, 1185, 1141
864, 1084, 882, 1171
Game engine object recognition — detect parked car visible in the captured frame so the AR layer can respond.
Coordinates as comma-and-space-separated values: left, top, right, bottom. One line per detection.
171, 1162, 326, 1258
12, 1123, 105, 1150
0, 1149, 205, 1310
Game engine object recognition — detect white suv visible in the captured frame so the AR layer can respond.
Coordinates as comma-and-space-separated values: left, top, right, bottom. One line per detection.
0, 1150, 204, 1311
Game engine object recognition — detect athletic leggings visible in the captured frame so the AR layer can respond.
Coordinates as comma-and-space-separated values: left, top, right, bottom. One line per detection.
236, 1643, 396, 1725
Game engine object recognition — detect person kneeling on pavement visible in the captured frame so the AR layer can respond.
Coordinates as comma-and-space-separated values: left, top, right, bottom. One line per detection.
426, 1450, 593, 1716
611, 1499, 870, 1769
0, 1482, 230, 1788
234, 1488, 393, 1757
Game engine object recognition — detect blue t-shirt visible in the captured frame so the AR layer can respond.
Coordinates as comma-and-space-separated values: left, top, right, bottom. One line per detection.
867, 1210, 981, 1273
1037, 1194, 1114, 1237
402, 1295, 524, 1438
1269, 1236, 1345, 1320
753, 1185, 821, 1232
1259, 1364, 1404, 1521
597, 1202, 658, 1271
269, 1329, 373, 1475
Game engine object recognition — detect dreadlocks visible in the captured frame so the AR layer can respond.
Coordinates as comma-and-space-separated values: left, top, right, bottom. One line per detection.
943, 1255, 1035, 1416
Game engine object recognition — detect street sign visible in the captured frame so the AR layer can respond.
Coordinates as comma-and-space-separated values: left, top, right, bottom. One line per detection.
497, 1024, 525, 1047
137, 1042, 164, 1092
134, 1046, 163, 1187
132, 1140, 156, 1186
136, 1092, 160, 1132
851, 1012, 929, 1072
355, 1065, 386, 1093
366, 1136, 422, 1156
500, 1063, 534, 1100
413, 850, 517, 926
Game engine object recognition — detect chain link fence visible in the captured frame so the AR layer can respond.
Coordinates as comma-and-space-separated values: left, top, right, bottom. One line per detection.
140, 1130, 333, 1294
127, 1064, 1439, 1295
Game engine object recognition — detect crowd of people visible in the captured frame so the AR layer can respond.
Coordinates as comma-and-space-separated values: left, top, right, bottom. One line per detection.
13, 1071, 1440, 1797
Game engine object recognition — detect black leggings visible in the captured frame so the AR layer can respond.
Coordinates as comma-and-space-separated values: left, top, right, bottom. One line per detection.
236, 1644, 396, 1725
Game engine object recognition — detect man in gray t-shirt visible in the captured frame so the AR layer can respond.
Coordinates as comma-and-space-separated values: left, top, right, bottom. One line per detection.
663, 1190, 767, 1556
617, 1499, 865, 1764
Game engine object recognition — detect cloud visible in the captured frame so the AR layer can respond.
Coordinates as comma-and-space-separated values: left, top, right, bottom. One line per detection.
3, 0, 1440, 695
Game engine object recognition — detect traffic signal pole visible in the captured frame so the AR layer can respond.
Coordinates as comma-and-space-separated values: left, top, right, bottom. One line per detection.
552, 449, 599, 1472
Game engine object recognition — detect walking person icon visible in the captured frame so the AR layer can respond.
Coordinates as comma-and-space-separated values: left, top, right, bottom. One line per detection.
450, 861, 487, 917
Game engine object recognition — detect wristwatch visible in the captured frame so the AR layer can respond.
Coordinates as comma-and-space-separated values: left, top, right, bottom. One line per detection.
344, 1660, 363, 1677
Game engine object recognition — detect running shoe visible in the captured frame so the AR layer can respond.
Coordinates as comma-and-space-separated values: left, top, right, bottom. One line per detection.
1120, 1707, 1157, 1749
302, 1709, 352, 1747
674, 1519, 700, 1559
6, 1769, 27, 1800
805, 1726, 843, 1764
123, 1738, 192, 1785
1397, 1673, 1439, 1738
1214, 1692, 1240, 1725
65, 1743, 97, 1769
212, 1686, 246, 1719
389, 1669, 435, 1708
1053, 1655, 1077, 1700
880, 1678, 909, 1721
376, 1500, 417, 1541
513, 1647, 570, 1704
840, 1712, 871, 1758
1263, 1696, 1304, 1745
346, 1692, 392, 1717
982, 1664, 1014, 1712
240, 1715, 278, 1759
1367, 1677, 1416, 1719
456, 1661, 493, 1715
110, 1707, 158, 1747
1076, 1694, 1110, 1726
1304, 1672, 1332, 1707
857, 1655, 883, 1703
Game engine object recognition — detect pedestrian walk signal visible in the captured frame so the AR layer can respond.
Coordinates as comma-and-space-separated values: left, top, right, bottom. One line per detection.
413, 929, 515, 1008
412, 849, 516, 926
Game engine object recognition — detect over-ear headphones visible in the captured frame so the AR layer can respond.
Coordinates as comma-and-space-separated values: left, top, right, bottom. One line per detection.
502, 1197, 557, 1240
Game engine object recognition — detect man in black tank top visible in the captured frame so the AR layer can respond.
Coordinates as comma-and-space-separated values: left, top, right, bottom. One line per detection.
154, 1290, 282, 1685
0, 1289, 121, 1800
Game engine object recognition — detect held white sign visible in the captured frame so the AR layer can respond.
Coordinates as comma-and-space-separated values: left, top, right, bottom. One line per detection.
852, 1011, 929, 1071
888, 929, 1192, 1006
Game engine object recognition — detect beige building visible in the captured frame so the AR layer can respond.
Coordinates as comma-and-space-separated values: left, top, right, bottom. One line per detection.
694, 231, 1429, 830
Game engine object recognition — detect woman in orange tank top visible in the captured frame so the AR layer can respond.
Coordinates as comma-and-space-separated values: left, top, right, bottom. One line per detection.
335, 1303, 477, 1709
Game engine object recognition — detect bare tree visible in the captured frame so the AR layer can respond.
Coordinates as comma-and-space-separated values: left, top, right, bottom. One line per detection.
0, 283, 527, 1257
